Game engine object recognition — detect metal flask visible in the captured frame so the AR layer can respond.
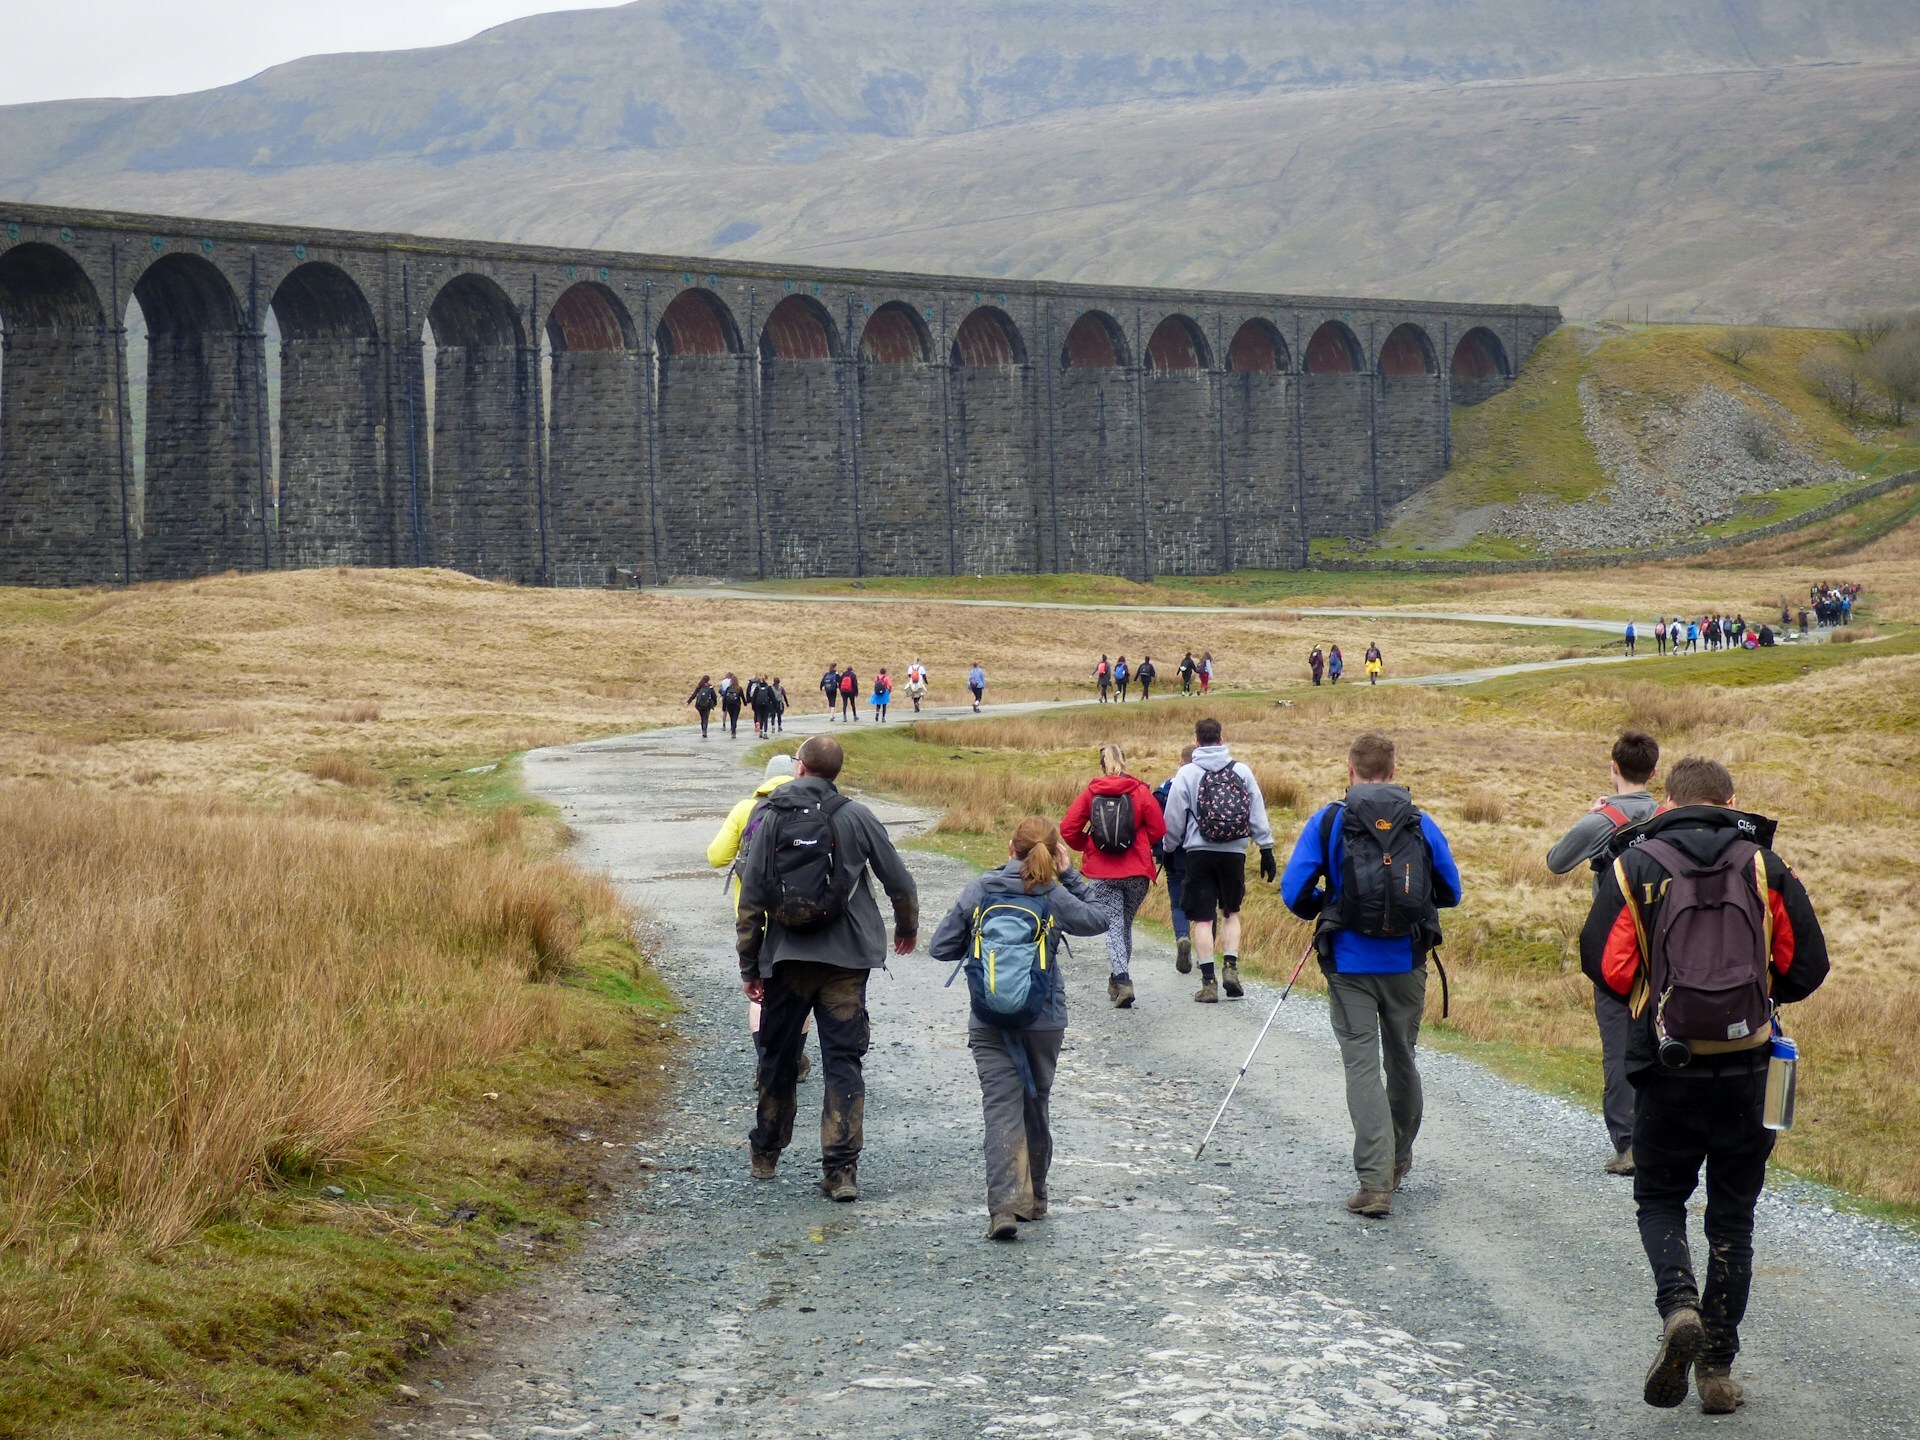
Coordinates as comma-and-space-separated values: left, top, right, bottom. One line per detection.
1764, 1033, 1799, 1132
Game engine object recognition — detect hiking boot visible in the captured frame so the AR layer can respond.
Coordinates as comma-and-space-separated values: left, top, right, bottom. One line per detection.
1109, 974, 1136, 1009
1175, 936, 1193, 974
1345, 1189, 1392, 1218
1194, 978, 1219, 1004
796, 1050, 813, 1083
1603, 1147, 1636, 1177
1392, 1158, 1412, 1192
1696, 1364, 1745, 1414
1221, 960, 1244, 999
820, 1168, 859, 1203
749, 1149, 778, 1181
987, 1213, 1019, 1241
1643, 1306, 1705, 1408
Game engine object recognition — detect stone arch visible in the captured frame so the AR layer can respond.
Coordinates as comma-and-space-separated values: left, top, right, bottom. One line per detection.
859, 302, 931, 365
950, 306, 1026, 367
1061, 310, 1129, 370
654, 287, 750, 578
760, 294, 840, 362
1304, 320, 1363, 375
1378, 322, 1437, 377
656, 287, 739, 357
424, 272, 536, 581
542, 283, 645, 585
1227, 318, 1290, 374
1145, 314, 1210, 372
270, 262, 385, 569
132, 253, 267, 579
1449, 325, 1513, 410
0, 242, 122, 584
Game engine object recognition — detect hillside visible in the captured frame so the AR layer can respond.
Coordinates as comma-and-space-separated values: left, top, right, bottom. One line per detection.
2, 2, 1919, 321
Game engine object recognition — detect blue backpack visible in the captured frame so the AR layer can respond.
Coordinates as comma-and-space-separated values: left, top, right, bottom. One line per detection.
952, 892, 1058, 1031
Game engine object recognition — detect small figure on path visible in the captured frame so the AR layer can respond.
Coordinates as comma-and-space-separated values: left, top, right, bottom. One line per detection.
1113, 655, 1131, 702
1060, 744, 1167, 1009
870, 668, 892, 723
686, 674, 718, 739
1095, 654, 1112, 703
820, 664, 840, 715
838, 665, 860, 723
1328, 645, 1344, 686
719, 672, 744, 739
968, 662, 987, 712
1364, 642, 1383, 685
1136, 655, 1156, 701
1308, 645, 1325, 686
906, 658, 928, 713
1178, 651, 1198, 696
928, 818, 1105, 1241
1199, 652, 1214, 695
1625, 619, 1638, 657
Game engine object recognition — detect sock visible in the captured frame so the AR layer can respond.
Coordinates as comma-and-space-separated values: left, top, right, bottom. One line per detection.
1200, 962, 1216, 983
1224, 953, 1238, 968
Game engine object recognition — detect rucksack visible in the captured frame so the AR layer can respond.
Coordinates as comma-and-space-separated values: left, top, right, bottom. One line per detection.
695, 683, 716, 708
959, 893, 1058, 1031
757, 789, 855, 932
1088, 791, 1137, 855
839, 672, 857, 695
1318, 786, 1436, 941
1634, 837, 1771, 1049
1193, 763, 1253, 843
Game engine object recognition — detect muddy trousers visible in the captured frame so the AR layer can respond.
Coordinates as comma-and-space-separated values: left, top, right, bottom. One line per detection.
750, 963, 871, 1175
1594, 986, 1635, 1154
969, 1027, 1062, 1218
1088, 875, 1151, 977
1326, 969, 1426, 1193
1632, 1068, 1773, 1367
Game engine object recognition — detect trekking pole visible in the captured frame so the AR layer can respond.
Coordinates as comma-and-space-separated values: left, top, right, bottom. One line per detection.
1194, 940, 1317, 1160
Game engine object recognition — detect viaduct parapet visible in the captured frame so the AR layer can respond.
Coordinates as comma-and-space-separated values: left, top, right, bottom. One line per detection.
0, 202, 1559, 587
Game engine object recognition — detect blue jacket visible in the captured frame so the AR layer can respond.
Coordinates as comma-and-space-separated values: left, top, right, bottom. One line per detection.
1280, 796, 1462, 974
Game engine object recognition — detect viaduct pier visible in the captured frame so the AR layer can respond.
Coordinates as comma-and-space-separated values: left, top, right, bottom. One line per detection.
0, 202, 1559, 587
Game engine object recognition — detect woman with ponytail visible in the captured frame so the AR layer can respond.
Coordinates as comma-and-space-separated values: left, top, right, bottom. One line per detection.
1060, 743, 1167, 1009
929, 817, 1105, 1241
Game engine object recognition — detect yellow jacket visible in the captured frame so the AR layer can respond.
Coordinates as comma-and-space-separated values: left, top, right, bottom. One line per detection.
708, 773, 795, 901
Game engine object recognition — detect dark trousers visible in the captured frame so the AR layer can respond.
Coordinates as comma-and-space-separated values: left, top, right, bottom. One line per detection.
1594, 986, 1634, 1153
696, 707, 712, 737
751, 962, 870, 1173
1139, 679, 1152, 699
1632, 1068, 1775, 1366
722, 702, 741, 737
840, 693, 857, 719
969, 1027, 1063, 1217
1165, 862, 1189, 940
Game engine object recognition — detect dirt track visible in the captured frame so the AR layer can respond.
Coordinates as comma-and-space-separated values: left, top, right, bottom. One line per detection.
377, 697, 1919, 1440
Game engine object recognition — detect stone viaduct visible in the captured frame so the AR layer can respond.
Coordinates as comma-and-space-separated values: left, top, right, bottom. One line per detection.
0, 202, 1559, 588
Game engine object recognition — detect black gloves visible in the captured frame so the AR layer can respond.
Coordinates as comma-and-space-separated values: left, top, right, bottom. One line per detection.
1259, 847, 1277, 883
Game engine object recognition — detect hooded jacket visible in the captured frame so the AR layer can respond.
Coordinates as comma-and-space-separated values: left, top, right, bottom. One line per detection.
928, 858, 1106, 1032
1159, 745, 1274, 855
1060, 773, 1168, 881
1579, 804, 1828, 1082
707, 772, 795, 901
736, 775, 919, 980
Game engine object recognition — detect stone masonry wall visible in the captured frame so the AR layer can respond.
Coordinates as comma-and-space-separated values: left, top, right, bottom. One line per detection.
0, 323, 125, 584
950, 364, 1041, 575
1376, 373, 1445, 511
656, 353, 753, 580
760, 358, 854, 579
548, 347, 649, 586
1299, 374, 1372, 540
140, 329, 268, 579
1054, 368, 1140, 579
278, 336, 387, 568
852, 362, 947, 577
1143, 371, 1219, 576
427, 343, 537, 582
1223, 371, 1298, 570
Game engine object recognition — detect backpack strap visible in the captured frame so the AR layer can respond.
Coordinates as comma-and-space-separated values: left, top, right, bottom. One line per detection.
1611, 854, 1652, 1016
1594, 801, 1632, 830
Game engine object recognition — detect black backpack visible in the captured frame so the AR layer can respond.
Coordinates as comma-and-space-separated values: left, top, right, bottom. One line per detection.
1088, 791, 1138, 855
758, 788, 856, 932
1319, 785, 1436, 941
695, 683, 716, 709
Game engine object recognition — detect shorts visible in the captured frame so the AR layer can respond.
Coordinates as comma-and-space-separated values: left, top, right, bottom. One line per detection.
1180, 848, 1247, 923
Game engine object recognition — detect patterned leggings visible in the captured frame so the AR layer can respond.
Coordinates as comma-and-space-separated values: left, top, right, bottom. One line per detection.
1088, 875, 1152, 977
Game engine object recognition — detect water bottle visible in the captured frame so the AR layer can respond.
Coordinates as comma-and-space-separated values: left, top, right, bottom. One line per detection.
1764, 1033, 1798, 1132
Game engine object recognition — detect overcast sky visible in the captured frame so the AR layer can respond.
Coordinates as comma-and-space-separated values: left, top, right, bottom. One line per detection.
2, 2, 632, 106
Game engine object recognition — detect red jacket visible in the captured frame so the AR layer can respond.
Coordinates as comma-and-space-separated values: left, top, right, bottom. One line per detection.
1061, 774, 1167, 881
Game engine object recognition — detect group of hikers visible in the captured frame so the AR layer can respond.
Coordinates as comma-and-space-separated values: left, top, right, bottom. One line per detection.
683, 673, 790, 740
1624, 583, 1865, 656
1090, 650, 1220, 701
702, 702, 1830, 1417
1307, 641, 1385, 686
1808, 580, 1859, 628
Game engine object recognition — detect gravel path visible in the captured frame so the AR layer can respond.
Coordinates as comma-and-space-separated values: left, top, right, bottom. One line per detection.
376, 701, 1918, 1440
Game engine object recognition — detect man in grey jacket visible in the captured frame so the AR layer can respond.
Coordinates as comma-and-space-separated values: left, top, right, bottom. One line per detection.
738, 735, 918, 1200
1159, 717, 1276, 1003
1545, 728, 1660, 1177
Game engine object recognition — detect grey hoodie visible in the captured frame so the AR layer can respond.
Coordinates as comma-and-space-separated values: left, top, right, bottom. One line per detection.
1159, 744, 1274, 854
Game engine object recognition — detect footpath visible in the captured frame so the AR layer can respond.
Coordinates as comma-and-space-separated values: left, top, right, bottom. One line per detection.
376, 695, 1916, 1440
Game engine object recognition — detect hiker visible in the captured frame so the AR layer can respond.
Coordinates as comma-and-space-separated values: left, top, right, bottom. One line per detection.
749, 675, 778, 739
1160, 718, 1276, 1004
719, 672, 744, 739
708, 753, 810, 1085
1113, 655, 1131, 702
1308, 645, 1325, 686
1178, 651, 1198, 696
1282, 731, 1460, 1218
1364, 642, 1383, 685
870, 668, 893, 723
1545, 729, 1661, 1176
1328, 645, 1345, 686
1685, 619, 1699, 653
1579, 756, 1828, 1415
928, 817, 1106, 1240
1152, 746, 1196, 971
1095, 654, 1112, 703
968, 662, 986, 712
906, 658, 929, 713
1199, 652, 1214, 695
1060, 744, 1167, 1009
1654, 617, 1668, 656
686, 674, 718, 739
737, 735, 919, 1201
1137, 655, 1156, 701
838, 665, 860, 722
820, 664, 841, 714
771, 677, 789, 732
1625, 620, 1638, 657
